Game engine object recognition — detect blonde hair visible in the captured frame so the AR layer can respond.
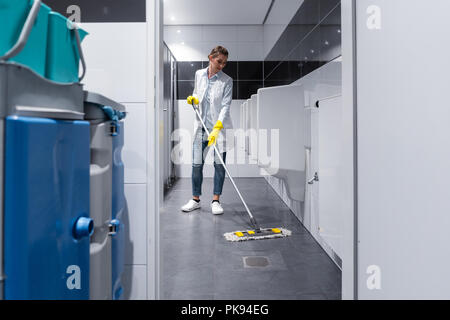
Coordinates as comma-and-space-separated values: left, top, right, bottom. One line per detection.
209, 46, 229, 59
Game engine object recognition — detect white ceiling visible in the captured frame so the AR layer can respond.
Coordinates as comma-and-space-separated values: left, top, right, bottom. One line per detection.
163, 0, 273, 25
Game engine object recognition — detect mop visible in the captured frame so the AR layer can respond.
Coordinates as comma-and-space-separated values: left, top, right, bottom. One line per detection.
190, 101, 292, 242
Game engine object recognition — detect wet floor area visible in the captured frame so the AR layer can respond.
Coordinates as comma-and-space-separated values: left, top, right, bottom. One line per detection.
161, 177, 341, 300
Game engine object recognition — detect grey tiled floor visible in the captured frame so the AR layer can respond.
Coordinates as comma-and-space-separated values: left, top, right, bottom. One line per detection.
160, 177, 341, 300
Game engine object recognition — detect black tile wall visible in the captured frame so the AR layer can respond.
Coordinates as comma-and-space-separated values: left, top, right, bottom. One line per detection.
237, 81, 264, 100
265, 61, 301, 82
265, 0, 319, 62
177, 62, 202, 81
319, 0, 341, 20
177, 79, 239, 100
264, 1, 341, 89
222, 62, 238, 80
319, 3, 342, 62
238, 61, 263, 80
263, 61, 282, 80
232, 81, 239, 100
177, 81, 195, 100
176, 1, 341, 98
177, 61, 263, 100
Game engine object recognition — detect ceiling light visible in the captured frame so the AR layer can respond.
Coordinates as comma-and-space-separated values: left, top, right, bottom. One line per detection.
170, 16, 175, 21
177, 30, 181, 33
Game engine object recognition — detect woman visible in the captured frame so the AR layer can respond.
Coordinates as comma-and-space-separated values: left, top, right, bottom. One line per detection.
181, 46, 233, 215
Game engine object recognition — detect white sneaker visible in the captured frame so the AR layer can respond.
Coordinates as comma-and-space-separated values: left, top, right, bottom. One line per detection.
181, 199, 201, 212
211, 201, 224, 215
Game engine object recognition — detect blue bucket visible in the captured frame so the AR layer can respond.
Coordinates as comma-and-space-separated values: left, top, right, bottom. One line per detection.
46, 11, 88, 83
0, 0, 51, 78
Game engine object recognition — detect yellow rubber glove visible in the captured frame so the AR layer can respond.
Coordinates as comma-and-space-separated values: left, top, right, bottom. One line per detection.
208, 120, 223, 147
187, 95, 199, 105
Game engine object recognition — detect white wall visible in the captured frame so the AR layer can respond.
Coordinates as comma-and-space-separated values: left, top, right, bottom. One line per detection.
340, 0, 356, 300
81, 22, 148, 300
175, 99, 260, 178
80, 0, 162, 299
164, 25, 264, 61
355, 0, 450, 300
164, 0, 304, 62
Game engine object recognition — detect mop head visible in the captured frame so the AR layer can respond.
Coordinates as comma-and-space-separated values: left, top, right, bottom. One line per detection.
224, 228, 292, 242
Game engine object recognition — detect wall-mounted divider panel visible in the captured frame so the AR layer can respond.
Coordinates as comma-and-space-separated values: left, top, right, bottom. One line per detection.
317, 95, 343, 260
257, 84, 306, 202
249, 94, 258, 161
243, 100, 249, 154
240, 102, 244, 130
0, 61, 90, 299
247, 99, 252, 156
354, 0, 450, 299
83, 91, 126, 300
245, 99, 251, 157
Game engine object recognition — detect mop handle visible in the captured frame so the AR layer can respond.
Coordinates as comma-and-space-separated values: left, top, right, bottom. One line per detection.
192, 103, 260, 230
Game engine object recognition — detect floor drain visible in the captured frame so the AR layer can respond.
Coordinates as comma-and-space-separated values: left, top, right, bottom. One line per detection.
243, 256, 270, 268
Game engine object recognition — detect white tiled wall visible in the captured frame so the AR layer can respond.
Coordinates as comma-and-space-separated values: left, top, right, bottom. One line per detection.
123, 103, 148, 184
164, 25, 264, 61
175, 100, 260, 178
81, 23, 147, 103
122, 186, 147, 300
81, 22, 148, 299
164, 0, 302, 62
123, 265, 147, 300
124, 184, 147, 266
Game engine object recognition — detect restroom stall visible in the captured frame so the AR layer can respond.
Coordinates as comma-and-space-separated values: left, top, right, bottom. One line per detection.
342, 0, 450, 299
162, 43, 178, 191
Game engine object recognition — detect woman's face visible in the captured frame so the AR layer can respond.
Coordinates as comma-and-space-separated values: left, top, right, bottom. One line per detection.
209, 54, 228, 74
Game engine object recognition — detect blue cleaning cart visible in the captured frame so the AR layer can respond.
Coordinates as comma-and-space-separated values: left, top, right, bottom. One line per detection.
0, 61, 91, 299
0, 0, 124, 300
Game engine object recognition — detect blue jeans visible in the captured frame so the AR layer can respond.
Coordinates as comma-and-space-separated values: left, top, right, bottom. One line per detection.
192, 129, 226, 197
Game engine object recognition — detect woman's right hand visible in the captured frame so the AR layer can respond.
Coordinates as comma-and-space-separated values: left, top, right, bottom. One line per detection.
187, 96, 199, 105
